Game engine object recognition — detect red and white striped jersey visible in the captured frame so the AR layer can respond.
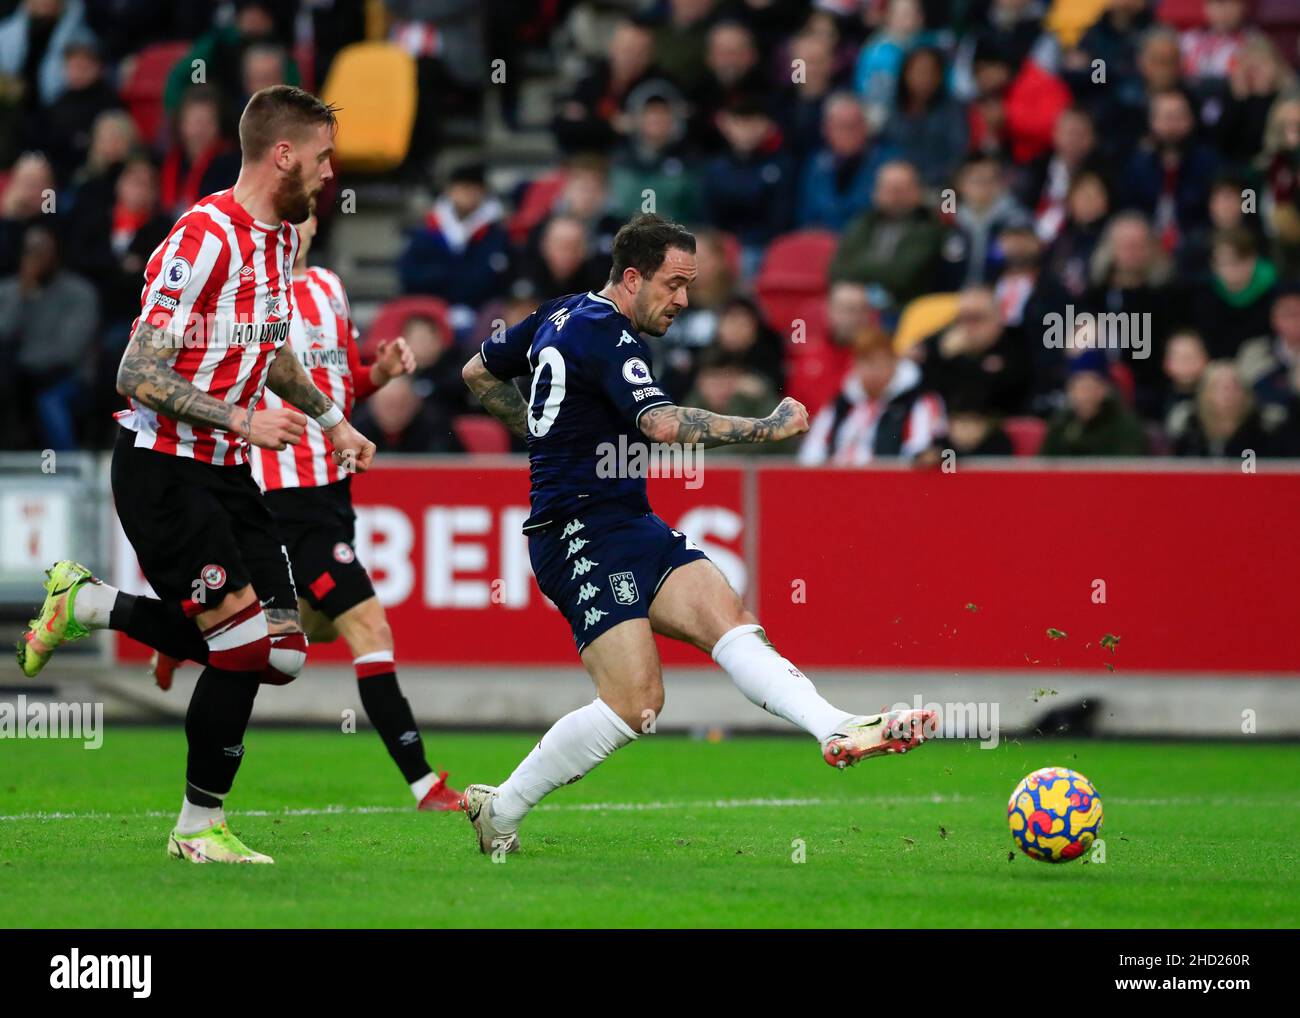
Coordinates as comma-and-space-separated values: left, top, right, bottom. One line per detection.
116, 189, 299, 466
250, 266, 378, 490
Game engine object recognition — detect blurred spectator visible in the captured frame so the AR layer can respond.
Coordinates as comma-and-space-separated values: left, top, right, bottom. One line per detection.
939, 152, 1029, 287
655, 228, 739, 397
553, 18, 680, 155
1084, 211, 1173, 413
796, 92, 894, 230
525, 154, 621, 279
1044, 169, 1111, 299
714, 295, 785, 393
72, 107, 138, 190
0, 224, 98, 450
1041, 352, 1147, 457
164, 1, 298, 116
398, 163, 511, 321
879, 46, 967, 188
1121, 89, 1218, 253
610, 92, 701, 224
241, 41, 290, 105
159, 86, 240, 217
42, 31, 119, 184
1187, 227, 1278, 360
0, 0, 93, 113
1161, 328, 1211, 446
953, 0, 1059, 102
1177, 174, 1267, 278
920, 380, 1014, 461
402, 311, 471, 419
1259, 92, 1300, 275
351, 375, 464, 454
1179, 0, 1247, 90
651, 0, 717, 100
699, 97, 794, 267
0, 150, 55, 275
827, 279, 877, 349
913, 284, 1031, 416
777, 28, 842, 162
1213, 34, 1295, 169
1015, 106, 1103, 245
683, 348, 783, 455
853, 0, 935, 127
799, 325, 945, 465
1237, 283, 1300, 408
688, 20, 770, 153
1172, 360, 1274, 458
830, 159, 944, 306
1062, 0, 1152, 136
514, 214, 607, 302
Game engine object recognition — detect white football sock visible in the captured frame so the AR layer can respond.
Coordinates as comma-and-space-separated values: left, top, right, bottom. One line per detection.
712, 624, 853, 743
177, 795, 225, 835
492, 698, 637, 831
409, 771, 437, 801
72, 579, 118, 629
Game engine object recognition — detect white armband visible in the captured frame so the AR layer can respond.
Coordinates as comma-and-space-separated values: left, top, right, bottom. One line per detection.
315, 404, 344, 430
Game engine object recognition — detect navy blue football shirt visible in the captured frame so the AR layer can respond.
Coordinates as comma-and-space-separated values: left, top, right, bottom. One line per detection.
479, 290, 674, 530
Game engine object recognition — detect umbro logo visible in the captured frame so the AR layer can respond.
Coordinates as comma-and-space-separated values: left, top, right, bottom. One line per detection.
239, 266, 255, 278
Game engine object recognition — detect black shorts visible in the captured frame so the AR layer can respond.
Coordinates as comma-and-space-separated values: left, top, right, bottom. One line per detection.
111, 427, 297, 614
262, 477, 375, 620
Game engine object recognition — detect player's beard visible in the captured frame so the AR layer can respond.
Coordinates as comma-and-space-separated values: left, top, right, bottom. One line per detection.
635, 293, 672, 337
271, 160, 316, 223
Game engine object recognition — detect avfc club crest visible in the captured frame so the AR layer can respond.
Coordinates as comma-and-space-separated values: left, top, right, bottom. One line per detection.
608, 571, 639, 606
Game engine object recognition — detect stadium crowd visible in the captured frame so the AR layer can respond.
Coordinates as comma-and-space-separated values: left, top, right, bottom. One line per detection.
1, 0, 1299, 462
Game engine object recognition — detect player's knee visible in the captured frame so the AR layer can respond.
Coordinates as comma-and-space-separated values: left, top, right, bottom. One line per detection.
201, 602, 271, 673
606, 673, 664, 726
260, 631, 308, 686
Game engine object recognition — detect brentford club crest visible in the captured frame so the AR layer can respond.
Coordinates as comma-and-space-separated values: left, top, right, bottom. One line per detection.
333, 543, 355, 564
200, 564, 227, 589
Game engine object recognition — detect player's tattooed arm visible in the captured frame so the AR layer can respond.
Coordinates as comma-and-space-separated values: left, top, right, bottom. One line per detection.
462, 353, 528, 437
639, 398, 810, 447
264, 343, 335, 419
116, 321, 244, 433
264, 607, 304, 636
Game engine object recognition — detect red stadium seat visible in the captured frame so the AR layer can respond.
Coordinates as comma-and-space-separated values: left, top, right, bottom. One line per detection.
1155, 0, 1206, 29
362, 296, 452, 359
1003, 416, 1047, 456
453, 415, 511, 453
506, 170, 566, 247
755, 229, 838, 336
119, 41, 190, 146
716, 231, 743, 279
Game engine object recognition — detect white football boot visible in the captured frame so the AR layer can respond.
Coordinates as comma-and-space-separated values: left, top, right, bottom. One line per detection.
822, 709, 938, 769
459, 784, 520, 856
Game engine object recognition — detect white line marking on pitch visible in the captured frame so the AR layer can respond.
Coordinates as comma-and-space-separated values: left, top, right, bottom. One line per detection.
1, 794, 1295, 823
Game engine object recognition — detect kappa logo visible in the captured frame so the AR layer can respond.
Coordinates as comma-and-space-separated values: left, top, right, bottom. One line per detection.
333, 542, 355, 564
200, 564, 226, 589
583, 607, 609, 630
560, 519, 585, 538
565, 537, 589, 559
609, 571, 639, 606
617, 330, 636, 347
570, 556, 599, 579
622, 357, 652, 385
576, 582, 600, 604
162, 256, 191, 291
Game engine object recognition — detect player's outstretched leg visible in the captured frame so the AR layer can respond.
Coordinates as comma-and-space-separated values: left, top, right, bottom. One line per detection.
16, 561, 209, 681
651, 560, 936, 767
330, 596, 462, 811
462, 618, 651, 855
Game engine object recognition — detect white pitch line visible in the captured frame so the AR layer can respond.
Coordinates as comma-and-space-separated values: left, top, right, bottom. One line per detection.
1, 793, 1296, 823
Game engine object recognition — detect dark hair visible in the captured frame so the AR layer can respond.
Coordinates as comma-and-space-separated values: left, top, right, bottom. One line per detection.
239, 84, 338, 161
609, 213, 696, 283
896, 46, 946, 112
1214, 226, 1258, 259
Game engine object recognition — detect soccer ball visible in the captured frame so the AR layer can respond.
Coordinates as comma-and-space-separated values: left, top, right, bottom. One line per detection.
1007, 766, 1103, 863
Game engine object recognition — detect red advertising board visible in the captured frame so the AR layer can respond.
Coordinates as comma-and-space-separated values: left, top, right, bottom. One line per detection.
114, 459, 1300, 673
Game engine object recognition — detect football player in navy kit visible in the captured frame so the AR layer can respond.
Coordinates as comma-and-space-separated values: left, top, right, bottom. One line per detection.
458, 213, 936, 855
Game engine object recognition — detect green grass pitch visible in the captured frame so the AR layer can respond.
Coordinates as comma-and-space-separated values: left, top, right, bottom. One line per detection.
2, 727, 1296, 928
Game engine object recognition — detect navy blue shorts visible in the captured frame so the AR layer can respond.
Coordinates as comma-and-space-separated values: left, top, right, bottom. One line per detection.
529, 504, 708, 653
